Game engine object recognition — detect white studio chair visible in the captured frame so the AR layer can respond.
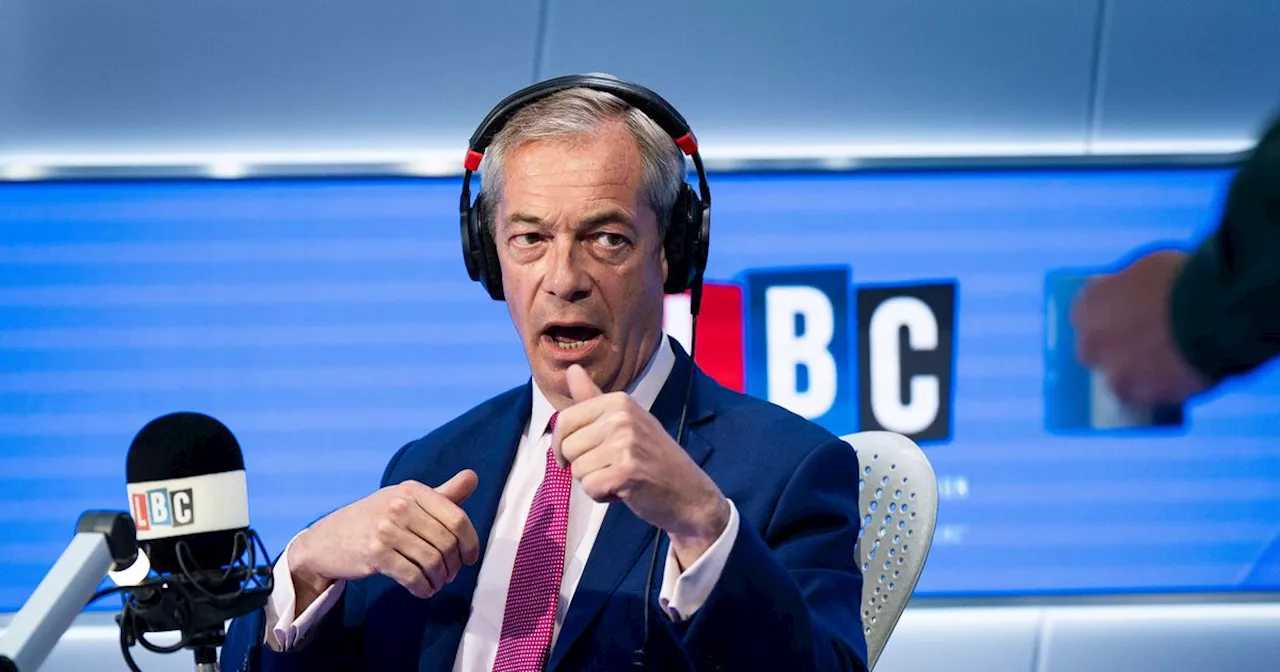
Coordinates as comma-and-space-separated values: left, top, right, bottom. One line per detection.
840, 431, 939, 670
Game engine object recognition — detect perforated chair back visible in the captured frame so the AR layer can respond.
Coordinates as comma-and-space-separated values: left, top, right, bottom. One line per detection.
840, 431, 939, 670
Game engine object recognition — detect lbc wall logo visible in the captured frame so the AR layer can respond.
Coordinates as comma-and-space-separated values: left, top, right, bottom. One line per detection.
665, 266, 957, 443
131, 488, 195, 532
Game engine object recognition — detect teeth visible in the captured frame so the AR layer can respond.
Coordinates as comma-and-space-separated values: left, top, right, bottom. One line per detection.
554, 339, 588, 350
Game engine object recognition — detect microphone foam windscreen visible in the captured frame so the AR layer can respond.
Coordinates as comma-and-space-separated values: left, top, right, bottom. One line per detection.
125, 412, 250, 574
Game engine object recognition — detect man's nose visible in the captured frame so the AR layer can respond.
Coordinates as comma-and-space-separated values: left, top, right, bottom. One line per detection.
543, 237, 592, 302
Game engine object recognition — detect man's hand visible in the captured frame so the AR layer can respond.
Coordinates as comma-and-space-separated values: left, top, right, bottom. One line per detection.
287, 470, 481, 612
552, 365, 730, 569
1071, 249, 1212, 405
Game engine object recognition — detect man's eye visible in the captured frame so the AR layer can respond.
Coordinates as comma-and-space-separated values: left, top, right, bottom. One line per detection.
595, 232, 630, 248
512, 233, 542, 246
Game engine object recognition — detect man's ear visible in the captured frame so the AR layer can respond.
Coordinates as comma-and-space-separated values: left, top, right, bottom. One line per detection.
653, 208, 669, 283
659, 242, 669, 284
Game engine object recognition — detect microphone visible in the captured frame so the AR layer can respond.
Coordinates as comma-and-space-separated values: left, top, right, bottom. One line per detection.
114, 412, 273, 672
126, 412, 250, 575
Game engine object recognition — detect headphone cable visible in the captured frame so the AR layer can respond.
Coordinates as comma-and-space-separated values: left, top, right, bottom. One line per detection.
635, 292, 700, 667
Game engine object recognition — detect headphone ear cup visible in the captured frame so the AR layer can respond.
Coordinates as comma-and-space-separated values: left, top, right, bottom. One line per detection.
463, 193, 504, 301
477, 213, 505, 301
663, 184, 696, 294
461, 197, 483, 283
690, 193, 709, 287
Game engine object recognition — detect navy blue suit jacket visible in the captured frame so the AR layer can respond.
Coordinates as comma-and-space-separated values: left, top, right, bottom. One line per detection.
221, 339, 868, 671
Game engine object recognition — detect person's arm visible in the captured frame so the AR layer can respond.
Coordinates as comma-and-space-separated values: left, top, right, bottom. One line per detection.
264, 538, 347, 651
657, 501, 740, 620
1171, 116, 1280, 383
218, 531, 369, 672
220, 571, 359, 672
675, 437, 869, 672
220, 441, 477, 671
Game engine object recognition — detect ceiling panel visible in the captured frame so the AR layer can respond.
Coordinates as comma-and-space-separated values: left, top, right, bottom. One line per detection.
1093, 0, 1280, 151
0, 0, 25, 153
0, 0, 541, 158
539, 0, 1102, 156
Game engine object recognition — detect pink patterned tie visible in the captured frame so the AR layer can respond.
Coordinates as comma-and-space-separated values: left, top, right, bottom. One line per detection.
493, 412, 571, 672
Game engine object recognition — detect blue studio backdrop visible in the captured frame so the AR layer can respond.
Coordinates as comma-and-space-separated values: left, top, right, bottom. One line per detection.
1, 167, 1278, 611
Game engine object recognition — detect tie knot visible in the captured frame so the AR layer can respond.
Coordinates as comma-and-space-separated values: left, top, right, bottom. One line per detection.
546, 411, 559, 435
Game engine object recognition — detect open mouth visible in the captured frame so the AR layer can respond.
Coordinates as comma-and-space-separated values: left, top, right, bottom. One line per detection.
543, 324, 603, 352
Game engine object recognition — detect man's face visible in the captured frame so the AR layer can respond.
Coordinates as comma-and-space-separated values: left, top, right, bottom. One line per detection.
494, 121, 668, 407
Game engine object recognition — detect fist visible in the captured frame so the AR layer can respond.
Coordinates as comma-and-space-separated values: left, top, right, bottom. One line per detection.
551, 365, 729, 567
289, 470, 481, 604
1071, 250, 1211, 405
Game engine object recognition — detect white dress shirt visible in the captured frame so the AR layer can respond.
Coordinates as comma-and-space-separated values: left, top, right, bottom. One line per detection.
264, 334, 741, 671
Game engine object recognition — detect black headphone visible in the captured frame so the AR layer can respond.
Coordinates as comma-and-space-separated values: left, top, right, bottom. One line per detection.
459, 74, 711, 311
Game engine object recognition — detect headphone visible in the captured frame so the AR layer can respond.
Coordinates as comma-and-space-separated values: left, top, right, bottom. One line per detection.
459, 74, 712, 312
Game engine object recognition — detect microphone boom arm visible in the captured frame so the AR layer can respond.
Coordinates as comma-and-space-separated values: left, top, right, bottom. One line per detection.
0, 512, 137, 672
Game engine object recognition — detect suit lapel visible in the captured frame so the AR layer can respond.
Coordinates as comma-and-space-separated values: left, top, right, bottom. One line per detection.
417, 385, 531, 672
547, 341, 716, 670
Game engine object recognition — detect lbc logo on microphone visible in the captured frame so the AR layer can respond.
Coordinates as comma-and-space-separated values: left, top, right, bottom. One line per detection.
665, 265, 957, 443
131, 487, 195, 532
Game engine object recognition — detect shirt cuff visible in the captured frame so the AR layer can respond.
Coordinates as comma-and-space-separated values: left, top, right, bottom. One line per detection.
264, 533, 346, 651
658, 499, 740, 622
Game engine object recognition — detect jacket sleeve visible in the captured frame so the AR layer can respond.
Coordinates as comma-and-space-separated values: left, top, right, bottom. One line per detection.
1171, 115, 1280, 383
218, 440, 418, 671
677, 436, 869, 672
220, 590, 362, 672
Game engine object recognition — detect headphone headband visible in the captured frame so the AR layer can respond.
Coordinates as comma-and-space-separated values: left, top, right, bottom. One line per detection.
466, 75, 700, 168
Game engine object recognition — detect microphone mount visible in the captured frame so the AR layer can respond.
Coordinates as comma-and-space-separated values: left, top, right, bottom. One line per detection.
110, 529, 273, 672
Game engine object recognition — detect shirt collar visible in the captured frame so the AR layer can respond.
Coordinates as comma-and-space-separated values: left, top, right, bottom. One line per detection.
528, 334, 675, 438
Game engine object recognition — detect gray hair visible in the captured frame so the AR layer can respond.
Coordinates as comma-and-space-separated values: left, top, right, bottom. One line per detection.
479, 86, 687, 238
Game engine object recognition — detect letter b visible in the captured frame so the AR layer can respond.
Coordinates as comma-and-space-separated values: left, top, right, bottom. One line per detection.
765, 286, 837, 418
147, 488, 171, 526
745, 267, 854, 435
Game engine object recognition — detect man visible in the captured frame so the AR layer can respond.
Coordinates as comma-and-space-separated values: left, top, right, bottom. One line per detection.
1072, 114, 1280, 405
220, 77, 868, 671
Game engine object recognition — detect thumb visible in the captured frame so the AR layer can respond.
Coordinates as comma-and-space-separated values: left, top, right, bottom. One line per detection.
566, 364, 603, 403
435, 469, 479, 504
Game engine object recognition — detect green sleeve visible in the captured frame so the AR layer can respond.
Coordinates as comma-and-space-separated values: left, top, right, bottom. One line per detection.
1170, 116, 1280, 383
